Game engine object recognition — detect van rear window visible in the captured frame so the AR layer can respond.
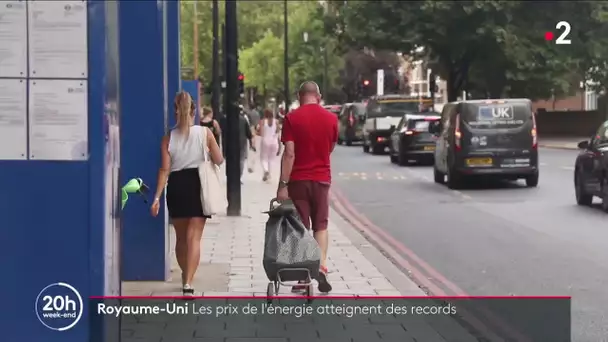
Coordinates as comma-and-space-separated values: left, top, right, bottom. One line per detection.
466, 105, 527, 128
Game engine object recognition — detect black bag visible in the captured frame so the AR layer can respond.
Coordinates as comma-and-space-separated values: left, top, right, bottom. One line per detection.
263, 199, 321, 282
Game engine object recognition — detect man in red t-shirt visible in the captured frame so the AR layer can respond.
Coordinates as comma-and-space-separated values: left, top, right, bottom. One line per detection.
276, 81, 338, 293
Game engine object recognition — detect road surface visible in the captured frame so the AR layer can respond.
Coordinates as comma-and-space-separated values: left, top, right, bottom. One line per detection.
331, 145, 606, 341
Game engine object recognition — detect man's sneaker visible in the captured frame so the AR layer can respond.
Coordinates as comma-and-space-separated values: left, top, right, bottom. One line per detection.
182, 284, 195, 298
291, 281, 307, 293
317, 266, 332, 293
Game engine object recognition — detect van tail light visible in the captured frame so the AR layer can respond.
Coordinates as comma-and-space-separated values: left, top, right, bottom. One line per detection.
404, 130, 415, 135
531, 113, 538, 149
454, 113, 462, 151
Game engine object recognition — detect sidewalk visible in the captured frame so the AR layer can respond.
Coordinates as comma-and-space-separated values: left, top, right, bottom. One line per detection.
121, 158, 478, 341
123, 159, 410, 296
539, 136, 587, 150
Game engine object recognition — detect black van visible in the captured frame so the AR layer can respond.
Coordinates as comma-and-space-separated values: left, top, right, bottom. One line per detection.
429, 99, 539, 189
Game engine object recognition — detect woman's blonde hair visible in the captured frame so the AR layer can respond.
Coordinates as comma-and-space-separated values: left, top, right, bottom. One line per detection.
201, 106, 213, 117
174, 91, 195, 138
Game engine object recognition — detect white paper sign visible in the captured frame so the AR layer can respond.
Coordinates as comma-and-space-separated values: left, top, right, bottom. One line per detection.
29, 79, 88, 160
28, 1, 88, 78
0, 79, 27, 159
0, 1, 28, 77
377, 69, 384, 96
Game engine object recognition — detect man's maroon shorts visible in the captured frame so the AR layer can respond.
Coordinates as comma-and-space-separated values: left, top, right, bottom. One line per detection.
288, 181, 330, 232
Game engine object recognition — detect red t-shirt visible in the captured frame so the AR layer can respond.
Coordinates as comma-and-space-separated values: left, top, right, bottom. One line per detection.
280, 104, 338, 182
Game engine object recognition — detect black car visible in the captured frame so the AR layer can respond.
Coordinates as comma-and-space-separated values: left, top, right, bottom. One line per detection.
362, 95, 433, 154
574, 121, 608, 210
389, 114, 441, 165
430, 99, 539, 189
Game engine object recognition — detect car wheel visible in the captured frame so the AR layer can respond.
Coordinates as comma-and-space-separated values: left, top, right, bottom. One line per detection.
345, 138, 353, 146
390, 154, 397, 163
525, 172, 539, 187
337, 139, 343, 145
363, 144, 369, 153
397, 152, 410, 166
601, 179, 608, 212
447, 166, 462, 189
575, 169, 592, 206
434, 167, 445, 184
371, 143, 383, 155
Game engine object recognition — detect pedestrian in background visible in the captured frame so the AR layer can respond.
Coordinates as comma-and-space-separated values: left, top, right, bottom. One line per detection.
239, 109, 255, 182
199, 106, 222, 147
246, 106, 261, 173
151, 91, 224, 296
276, 81, 338, 293
259, 108, 281, 182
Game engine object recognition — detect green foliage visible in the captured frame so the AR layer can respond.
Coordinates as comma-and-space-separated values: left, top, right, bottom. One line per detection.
286, 1, 343, 98
238, 31, 283, 96
341, 1, 608, 101
180, 1, 344, 104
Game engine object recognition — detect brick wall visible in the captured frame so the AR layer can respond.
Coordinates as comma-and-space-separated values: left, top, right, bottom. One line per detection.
532, 91, 585, 112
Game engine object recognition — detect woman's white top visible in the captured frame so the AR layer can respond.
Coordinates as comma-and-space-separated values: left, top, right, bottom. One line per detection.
168, 125, 206, 172
262, 119, 278, 142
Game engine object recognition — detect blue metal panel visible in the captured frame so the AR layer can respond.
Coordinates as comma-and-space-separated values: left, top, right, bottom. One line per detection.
182, 79, 200, 122
166, 0, 181, 129
119, 0, 170, 281
0, 1, 117, 341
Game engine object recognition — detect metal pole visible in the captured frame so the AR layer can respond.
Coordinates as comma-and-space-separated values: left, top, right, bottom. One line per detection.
193, 0, 200, 118
323, 46, 328, 100
283, 0, 290, 110
211, 0, 220, 120
193, 0, 199, 80
225, 0, 241, 216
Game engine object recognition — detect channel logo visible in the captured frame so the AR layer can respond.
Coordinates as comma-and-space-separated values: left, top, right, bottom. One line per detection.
35, 282, 84, 331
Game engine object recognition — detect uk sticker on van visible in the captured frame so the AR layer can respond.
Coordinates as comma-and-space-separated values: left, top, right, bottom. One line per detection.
478, 105, 514, 120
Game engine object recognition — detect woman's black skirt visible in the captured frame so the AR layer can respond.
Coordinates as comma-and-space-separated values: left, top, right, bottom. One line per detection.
167, 168, 211, 219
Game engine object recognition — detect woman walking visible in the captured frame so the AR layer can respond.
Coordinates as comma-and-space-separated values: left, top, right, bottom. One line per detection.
259, 109, 281, 182
199, 106, 222, 147
151, 92, 223, 296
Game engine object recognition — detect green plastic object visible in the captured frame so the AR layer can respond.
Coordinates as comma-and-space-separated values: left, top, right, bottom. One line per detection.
121, 178, 150, 209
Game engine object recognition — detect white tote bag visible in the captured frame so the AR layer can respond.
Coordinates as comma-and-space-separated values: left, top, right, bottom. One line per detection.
198, 128, 227, 215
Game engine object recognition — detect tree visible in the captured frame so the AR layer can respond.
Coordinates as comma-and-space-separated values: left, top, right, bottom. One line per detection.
286, 1, 343, 100
238, 31, 284, 103
341, 1, 606, 101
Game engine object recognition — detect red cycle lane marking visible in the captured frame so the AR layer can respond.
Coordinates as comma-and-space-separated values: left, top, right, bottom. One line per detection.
330, 186, 532, 342
329, 190, 509, 341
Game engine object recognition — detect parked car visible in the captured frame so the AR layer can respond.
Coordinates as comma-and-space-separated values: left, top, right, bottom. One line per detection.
574, 120, 608, 210
323, 104, 342, 117
338, 103, 366, 146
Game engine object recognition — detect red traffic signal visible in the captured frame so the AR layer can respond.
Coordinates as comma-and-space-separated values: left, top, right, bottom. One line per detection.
238, 74, 244, 81
363, 80, 370, 86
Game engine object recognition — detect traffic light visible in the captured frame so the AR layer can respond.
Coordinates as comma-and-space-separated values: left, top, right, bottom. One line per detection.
238, 72, 245, 94
363, 79, 370, 86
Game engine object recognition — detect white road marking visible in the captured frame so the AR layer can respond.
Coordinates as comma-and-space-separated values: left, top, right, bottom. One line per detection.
560, 166, 575, 171
539, 162, 547, 166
